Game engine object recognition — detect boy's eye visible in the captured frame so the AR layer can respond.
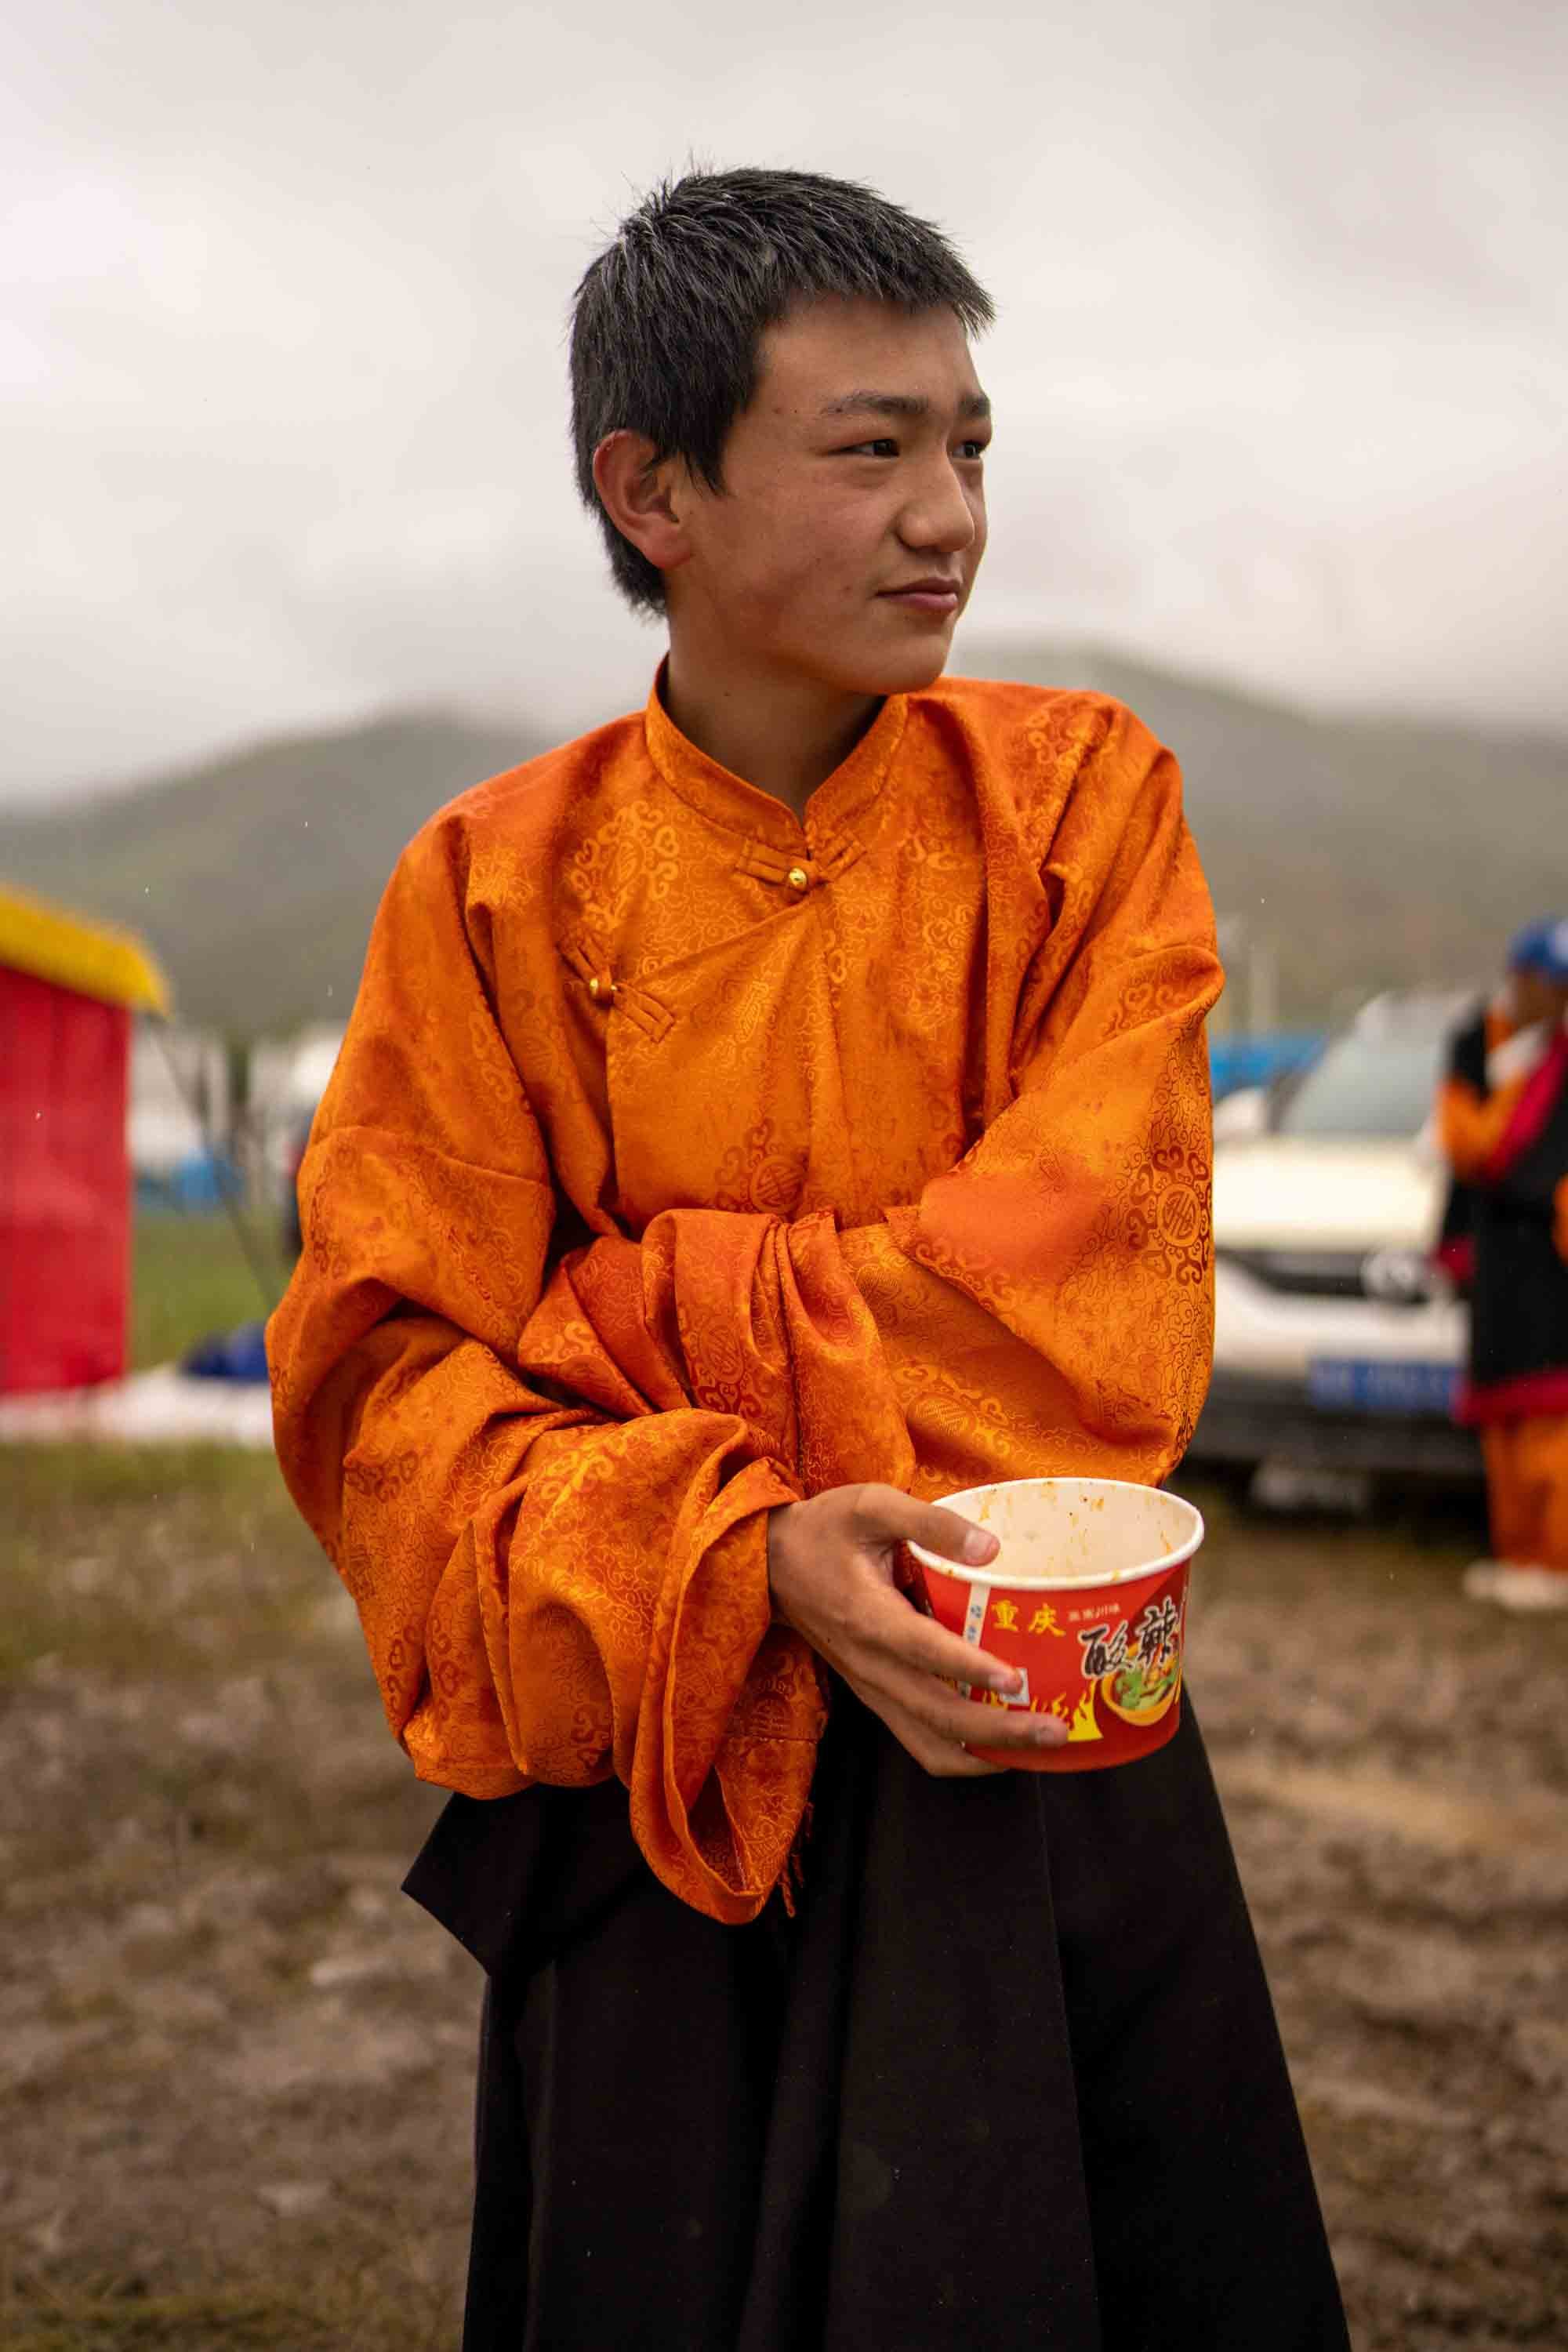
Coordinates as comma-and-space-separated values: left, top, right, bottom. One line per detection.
837, 434, 989, 460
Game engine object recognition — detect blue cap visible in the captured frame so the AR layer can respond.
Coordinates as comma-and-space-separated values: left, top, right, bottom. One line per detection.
1510, 918, 1568, 981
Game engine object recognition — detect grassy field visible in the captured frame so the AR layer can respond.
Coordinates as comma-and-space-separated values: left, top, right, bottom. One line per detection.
1, 1442, 470, 2352
129, 1211, 290, 1372
6, 1226, 1566, 2349
2, 1221, 470, 2348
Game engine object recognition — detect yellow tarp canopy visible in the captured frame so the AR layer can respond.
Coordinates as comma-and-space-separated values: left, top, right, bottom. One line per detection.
0, 881, 171, 1015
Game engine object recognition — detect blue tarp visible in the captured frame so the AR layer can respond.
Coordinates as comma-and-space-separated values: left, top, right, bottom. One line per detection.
181, 1319, 270, 1383
1209, 1032, 1325, 1099
136, 1152, 245, 1213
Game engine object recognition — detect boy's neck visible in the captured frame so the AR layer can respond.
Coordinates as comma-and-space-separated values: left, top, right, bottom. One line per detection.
662, 645, 883, 826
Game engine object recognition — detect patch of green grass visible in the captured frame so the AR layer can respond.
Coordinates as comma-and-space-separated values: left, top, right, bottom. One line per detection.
5, 1440, 284, 1512
130, 1212, 289, 1371
1, 1443, 325, 1682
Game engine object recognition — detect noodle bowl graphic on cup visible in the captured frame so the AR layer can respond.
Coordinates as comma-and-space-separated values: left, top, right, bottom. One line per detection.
906, 1478, 1205, 1772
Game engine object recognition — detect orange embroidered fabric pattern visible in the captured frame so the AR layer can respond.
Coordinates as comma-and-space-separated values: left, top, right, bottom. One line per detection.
267, 674, 1224, 1923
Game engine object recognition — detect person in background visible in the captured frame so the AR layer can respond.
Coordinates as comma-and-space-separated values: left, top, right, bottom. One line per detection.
1439, 918, 1568, 1610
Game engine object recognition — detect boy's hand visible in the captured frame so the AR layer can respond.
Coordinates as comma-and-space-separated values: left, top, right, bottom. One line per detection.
766, 1483, 1069, 1777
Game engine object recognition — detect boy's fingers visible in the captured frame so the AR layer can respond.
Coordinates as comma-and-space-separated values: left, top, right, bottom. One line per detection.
861, 1579, 1021, 1696
867, 1692, 1006, 1777
920, 1740, 1006, 1779
852, 1485, 1000, 1569
860, 1639, 1065, 1753
922, 1686, 1068, 1752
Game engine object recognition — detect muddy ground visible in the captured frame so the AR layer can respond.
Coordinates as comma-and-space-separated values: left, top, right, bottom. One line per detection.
2, 1445, 1564, 2349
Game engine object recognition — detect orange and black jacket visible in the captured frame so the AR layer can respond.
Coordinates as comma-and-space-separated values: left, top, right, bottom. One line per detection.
1438, 1005, 1568, 1423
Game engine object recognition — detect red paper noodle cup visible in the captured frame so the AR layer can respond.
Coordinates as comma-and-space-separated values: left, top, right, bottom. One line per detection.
906, 1478, 1204, 1772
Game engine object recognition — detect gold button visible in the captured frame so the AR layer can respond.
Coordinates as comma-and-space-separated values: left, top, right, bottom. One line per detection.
786, 866, 810, 893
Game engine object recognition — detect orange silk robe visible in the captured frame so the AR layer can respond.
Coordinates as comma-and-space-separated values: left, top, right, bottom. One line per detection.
267, 674, 1224, 1925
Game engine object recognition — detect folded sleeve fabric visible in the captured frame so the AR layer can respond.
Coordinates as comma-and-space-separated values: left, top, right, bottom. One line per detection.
268, 675, 1223, 1922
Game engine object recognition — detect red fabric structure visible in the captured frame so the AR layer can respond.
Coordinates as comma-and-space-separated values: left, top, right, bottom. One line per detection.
0, 887, 169, 1396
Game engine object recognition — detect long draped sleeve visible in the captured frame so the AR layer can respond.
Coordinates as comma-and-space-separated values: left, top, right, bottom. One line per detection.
267, 826, 829, 1924
270, 695, 1222, 1923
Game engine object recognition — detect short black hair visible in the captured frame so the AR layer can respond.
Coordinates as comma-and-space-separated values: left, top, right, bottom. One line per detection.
569, 167, 994, 615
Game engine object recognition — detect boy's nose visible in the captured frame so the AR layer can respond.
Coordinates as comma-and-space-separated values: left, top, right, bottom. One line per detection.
898, 462, 981, 556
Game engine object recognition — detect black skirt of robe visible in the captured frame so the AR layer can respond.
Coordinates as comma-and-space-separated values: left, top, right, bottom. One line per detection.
405, 1691, 1349, 2352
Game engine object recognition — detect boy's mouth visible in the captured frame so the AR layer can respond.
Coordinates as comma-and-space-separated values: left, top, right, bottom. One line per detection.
879, 578, 962, 615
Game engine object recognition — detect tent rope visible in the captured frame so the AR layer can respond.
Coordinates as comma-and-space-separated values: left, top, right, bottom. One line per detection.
146, 1019, 282, 1323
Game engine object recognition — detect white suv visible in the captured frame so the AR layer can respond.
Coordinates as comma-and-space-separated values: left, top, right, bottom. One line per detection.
1189, 992, 1483, 1483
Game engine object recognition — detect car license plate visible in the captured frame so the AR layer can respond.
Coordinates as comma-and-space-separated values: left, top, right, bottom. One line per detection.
1307, 1359, 1460, 1417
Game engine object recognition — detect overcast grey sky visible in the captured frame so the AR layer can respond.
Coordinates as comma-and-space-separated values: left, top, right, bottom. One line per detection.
4, 0, 1564, 804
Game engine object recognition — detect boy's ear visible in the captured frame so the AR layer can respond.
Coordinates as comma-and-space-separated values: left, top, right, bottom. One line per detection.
592, 433, 692, 578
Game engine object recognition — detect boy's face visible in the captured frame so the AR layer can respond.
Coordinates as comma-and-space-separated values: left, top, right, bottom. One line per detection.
666, 295, 989, 697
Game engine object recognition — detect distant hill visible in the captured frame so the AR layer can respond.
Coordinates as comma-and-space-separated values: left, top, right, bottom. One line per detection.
0, 711, 536, 1040
1, 651, 1563, 1039
963, 638, 1566, 1022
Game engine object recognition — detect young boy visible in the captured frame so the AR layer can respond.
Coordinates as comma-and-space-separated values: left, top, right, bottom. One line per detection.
1439, 919, 1568, 1610
268, 168, 1348, 2348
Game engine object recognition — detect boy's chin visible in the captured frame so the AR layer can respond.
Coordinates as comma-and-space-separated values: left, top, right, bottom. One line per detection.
827, 637, 956, 699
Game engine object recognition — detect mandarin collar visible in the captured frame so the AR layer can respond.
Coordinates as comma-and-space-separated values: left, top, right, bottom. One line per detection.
641, 664, 909, 853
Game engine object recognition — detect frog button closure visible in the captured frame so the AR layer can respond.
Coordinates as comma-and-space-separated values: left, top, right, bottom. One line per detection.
786, 866, 810, 894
